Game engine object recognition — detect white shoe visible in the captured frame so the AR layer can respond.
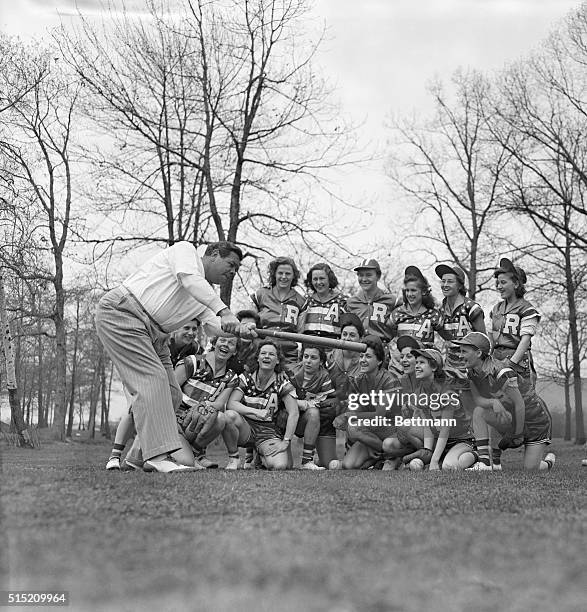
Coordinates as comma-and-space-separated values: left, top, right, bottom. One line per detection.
106, 456, 121, 470
225, 457, 240, 471
300, 461, 326, 471
143, 456, 197, 473
492, 464, 503, 471
544, 452, 556, 470
243, 460, 255, 470
466, 462, 493, 471
582, 458, 587, 467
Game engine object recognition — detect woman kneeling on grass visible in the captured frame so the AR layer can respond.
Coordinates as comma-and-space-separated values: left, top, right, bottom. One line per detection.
332, 336, 400, 470
382, 348, 476, 471
452, 332, 555, 471
223, 341, 299, 470
173, 335, 240, 470
287, 346, 338, 469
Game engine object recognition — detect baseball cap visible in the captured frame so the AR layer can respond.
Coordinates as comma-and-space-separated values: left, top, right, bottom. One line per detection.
412, 348, 444, 371
435, 264, 466, 284
495, 258, 527, 284
452, 332, 491, 355
404, 265, 425, 281
396, 336, 421, 352
354, 259, 381, 274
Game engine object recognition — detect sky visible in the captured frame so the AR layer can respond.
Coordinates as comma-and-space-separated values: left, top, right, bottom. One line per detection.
0, 0, 580, 254
0, 0, 582, 420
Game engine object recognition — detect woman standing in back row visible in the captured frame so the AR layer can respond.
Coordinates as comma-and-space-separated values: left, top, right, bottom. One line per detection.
250, 257, 306, 364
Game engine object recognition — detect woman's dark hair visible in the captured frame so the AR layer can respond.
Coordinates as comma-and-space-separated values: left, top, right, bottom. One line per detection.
300, 345, 327, 365
267, 257, 300, 288
403, 272, 436, 309
494, 269, 527, 298
362, 335, 386, 366
253, 340, 285, 373
304, 263, 339, 291
339, 313, 365, 338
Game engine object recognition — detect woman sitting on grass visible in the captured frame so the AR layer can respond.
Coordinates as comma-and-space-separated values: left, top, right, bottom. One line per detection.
172, 335, 241, 470
287, 345, 338, 469
223, 340, 299, 470
332, 335, 400, 470
382, 348, 476, 471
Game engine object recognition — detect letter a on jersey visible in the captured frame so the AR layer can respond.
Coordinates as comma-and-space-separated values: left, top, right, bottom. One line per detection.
417, 318, 432, 338
266, 393, 279, 418
324, 303, 339, 322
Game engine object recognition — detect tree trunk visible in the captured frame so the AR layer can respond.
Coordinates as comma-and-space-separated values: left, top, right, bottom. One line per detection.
87, 366, 99, 439
36, 315, 46, 428
66, 297, 80, 437
99, 349, 111, 439
564, 376, 572, 441
0, 274, 28, 446
50, 256, 68, 441
564, 238, 585, 445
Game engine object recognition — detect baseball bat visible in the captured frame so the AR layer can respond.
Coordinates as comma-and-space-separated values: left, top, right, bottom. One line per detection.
255, 329, 367, 353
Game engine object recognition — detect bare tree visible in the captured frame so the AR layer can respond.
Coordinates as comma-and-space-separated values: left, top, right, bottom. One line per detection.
58, 0, 362, 303
538, 307, 587, 441
0, 39, 82, 440
490, 9, 587, 444
388, 69, 512, 299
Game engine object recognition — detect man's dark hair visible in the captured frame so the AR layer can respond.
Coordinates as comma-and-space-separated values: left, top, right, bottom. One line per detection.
204, 241, 243, 261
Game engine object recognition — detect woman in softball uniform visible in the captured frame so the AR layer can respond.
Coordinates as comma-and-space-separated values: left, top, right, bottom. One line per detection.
345, 258, 402, 346
382, 348, 475, 470
386, 266, 444, 348
299, 263, 348, 338
327, 313, 365, 405
224, 340, 299, 470
435, 264, 486, 371
333, 336, 401, 470
250, 257, 306, 364
490, 258, 539, 395
287, 346, 338, 469
453, 332, 554, 471
173, 335, 241, 469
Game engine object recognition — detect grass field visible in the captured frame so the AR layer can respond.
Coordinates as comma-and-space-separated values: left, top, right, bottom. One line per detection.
1, 439, 586, 612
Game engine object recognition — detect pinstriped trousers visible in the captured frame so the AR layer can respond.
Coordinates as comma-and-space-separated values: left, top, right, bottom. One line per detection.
95, 286, 182, 460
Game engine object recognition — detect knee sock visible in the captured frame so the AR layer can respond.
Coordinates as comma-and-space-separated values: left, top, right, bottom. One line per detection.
302, 443, 315, 464
476, 439, 491, 465
109, 443, 125, 460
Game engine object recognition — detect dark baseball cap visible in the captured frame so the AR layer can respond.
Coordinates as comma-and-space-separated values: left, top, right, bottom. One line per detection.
435, 264, 466, 284
452, 332, 491, 355
412, 348, 444, 371
396, 336, 422, 352
354, 259, 381, 274
495, 258, 527, 284
404, 265, 425, 281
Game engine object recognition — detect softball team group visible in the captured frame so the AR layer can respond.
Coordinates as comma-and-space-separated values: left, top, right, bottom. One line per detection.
105, 254, 556, 473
